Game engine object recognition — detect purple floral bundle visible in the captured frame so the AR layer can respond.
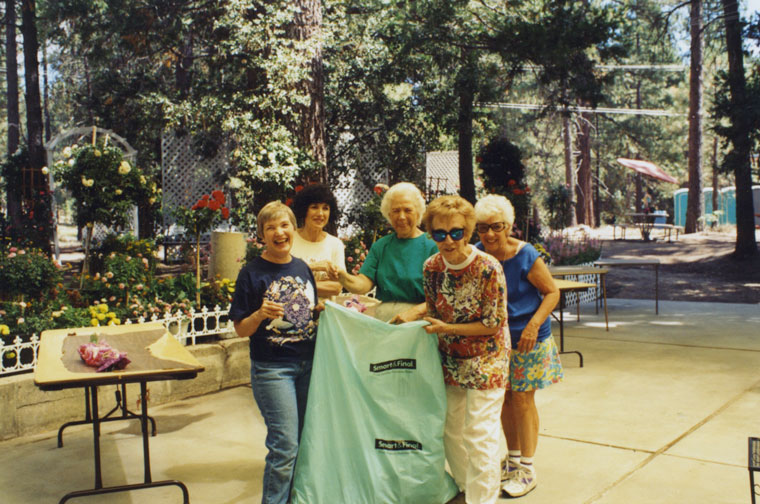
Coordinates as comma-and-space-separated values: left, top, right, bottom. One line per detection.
78, 341, 131, 372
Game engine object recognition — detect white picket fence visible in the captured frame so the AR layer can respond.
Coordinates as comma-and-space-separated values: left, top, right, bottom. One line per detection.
0, 305, 234, 377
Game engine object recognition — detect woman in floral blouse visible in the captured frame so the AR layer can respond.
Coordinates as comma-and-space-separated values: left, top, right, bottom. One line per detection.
421, 195, 509, 504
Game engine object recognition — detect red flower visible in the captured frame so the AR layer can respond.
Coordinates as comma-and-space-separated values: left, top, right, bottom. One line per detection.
221, 207, 230, 219
208, 199, 221, 211
195, 199, 207, 209
475, 156, 482, 163
525, 187, 531, 193
211, 190, 225, 205
513, 188, 525, 195
201, 194, 210, 201
295, 185, 304, 193
508, 179, 517, 186
285, 198, 293, 207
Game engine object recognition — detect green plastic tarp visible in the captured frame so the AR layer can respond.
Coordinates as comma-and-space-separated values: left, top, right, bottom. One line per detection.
291, 301, 459, 504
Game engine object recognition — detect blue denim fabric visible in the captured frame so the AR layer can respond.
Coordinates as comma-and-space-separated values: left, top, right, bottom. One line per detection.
251, 359, 313, 504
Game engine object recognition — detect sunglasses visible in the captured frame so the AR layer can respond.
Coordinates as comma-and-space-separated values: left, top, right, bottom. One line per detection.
431, 228, 465, 242
476, 222, 506, 234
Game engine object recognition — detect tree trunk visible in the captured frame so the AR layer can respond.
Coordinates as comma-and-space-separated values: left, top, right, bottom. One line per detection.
456, 50, 476, 204
289, 0, 327, 183
21, 0, 51, 251
5, 0, 22, 229
575, 110, 594, 226
721, 0, 757, 257
562, 112, 577, 227
685, 0, 704, 234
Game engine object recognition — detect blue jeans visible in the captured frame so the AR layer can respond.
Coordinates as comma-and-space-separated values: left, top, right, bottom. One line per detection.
251, 359, 313, 504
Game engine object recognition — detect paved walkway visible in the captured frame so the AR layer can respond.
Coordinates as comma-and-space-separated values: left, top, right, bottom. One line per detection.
1, 299, 759, 503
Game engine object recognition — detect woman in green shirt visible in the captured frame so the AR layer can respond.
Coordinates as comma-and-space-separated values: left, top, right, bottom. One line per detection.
327, 182, 438, 323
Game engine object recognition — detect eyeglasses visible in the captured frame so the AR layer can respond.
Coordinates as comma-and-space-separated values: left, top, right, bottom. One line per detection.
431, 228, 465, 242
476, 222, 506, 234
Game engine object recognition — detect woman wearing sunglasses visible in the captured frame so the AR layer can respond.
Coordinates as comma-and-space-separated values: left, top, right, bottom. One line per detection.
421, 195, 509, 504
473, 194, 561, 498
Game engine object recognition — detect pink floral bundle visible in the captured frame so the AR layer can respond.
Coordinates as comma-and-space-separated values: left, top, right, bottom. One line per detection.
78, 341, 131, 372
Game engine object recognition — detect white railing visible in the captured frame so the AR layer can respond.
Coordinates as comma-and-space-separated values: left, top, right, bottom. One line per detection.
0, 305, 234, 377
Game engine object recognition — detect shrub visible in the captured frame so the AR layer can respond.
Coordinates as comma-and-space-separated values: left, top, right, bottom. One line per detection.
542, 232, 602, 266
342, 234, 369, 275
545, 183, 573, 230
0, 246, 62, 301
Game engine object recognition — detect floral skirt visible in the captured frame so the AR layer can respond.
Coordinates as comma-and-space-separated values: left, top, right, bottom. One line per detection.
507, 335, 563, 392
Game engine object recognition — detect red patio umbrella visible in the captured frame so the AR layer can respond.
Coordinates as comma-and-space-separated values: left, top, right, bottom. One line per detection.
616, 158, 679, 184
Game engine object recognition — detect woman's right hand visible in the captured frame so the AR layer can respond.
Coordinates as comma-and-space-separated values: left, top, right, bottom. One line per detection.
256, 300, 284, 321
326, 262, 343, 282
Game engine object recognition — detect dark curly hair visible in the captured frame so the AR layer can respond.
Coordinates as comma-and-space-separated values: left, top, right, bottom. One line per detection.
292, 183, 340, 235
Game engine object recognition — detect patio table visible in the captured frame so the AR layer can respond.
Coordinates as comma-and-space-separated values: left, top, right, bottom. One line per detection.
549, 265, 609, 332
553, 279, 597, 368
34, 322, 204, 504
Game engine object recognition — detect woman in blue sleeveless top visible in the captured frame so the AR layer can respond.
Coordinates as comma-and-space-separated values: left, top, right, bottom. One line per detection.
474, 194, 562, 498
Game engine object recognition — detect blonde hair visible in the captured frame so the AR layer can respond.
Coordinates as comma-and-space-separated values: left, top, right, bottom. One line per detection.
257, 201, 297, 237
379, 182, 426, 226
423, 195, 476, 242
474, 194, 515, 226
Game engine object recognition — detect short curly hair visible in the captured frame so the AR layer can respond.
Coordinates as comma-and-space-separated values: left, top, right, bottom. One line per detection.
423, 195, 476, 242
291, 183, 339, 235
379, 182, 426, 226
473, 194, 515, 226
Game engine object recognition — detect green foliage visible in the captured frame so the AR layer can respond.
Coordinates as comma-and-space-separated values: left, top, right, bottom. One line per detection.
152, 273, 196, 306
244, 237, 265, 264
91, 234, 158, 274
201, 277, 235, 308
342, 234, 370, 276
53, 140, 155, 229
0, 246, 62, 301
545, 183, 574, 230
346, 188, 392, 246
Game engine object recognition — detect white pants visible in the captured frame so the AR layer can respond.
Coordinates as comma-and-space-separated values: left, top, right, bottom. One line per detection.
444, 385, 504, 504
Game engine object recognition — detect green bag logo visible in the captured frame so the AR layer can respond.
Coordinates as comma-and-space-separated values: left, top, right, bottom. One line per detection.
369, 359, 416, 373
375, 439, 423, 451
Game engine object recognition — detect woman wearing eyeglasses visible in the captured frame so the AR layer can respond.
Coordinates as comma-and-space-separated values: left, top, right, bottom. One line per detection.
473, 194, 561, 498
327, 182, 438, 323
421, 195, 509, 504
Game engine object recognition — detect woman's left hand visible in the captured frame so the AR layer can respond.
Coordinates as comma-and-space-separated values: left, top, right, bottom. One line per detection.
517, 324, 538, 353
422, 316, 448, 334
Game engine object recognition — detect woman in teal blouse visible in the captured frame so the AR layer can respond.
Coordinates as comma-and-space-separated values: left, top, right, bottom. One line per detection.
327, 182, 438, 323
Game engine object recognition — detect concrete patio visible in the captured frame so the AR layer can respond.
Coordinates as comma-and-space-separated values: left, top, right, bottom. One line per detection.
1, 298, 758, 503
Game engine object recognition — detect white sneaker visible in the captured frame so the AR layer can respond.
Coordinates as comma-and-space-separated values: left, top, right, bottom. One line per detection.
500, 459, 520, 482
502, 468, 537, 497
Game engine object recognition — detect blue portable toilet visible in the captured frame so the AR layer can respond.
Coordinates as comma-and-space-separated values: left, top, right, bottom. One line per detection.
719, 187, 736, 225
703, 187, 715, 214
673, 188, 688, 227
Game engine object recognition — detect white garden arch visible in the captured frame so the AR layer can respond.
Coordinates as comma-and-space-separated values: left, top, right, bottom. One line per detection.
44, 126, 138, 259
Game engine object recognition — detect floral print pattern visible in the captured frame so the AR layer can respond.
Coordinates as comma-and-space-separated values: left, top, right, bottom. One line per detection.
264, 276, 317, 346
423, 250, 509, 390
508, 336, 563, 391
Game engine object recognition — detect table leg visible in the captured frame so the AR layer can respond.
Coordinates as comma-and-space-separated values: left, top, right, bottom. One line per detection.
602, 275, 609, 332
557, 292, 583, 367
59, 381, 191, 504
91, 386, 103, 489
655, 264, 659, 315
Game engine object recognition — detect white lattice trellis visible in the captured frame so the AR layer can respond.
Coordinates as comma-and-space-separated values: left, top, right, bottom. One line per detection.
333, 155, 388, 238
161, 131, 231, 234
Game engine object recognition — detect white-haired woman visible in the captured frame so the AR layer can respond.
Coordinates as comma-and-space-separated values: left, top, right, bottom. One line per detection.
327, 182, 438, 323
473, 194, 562, 498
